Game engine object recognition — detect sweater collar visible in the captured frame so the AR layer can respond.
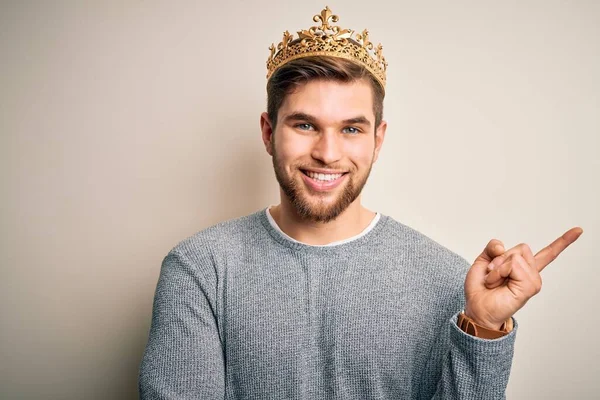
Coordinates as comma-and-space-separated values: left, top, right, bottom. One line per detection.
258, 206, 389, 251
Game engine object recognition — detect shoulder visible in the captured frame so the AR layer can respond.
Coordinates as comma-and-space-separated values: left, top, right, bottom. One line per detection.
380, 215, 471, 277
169, 210, 264, 263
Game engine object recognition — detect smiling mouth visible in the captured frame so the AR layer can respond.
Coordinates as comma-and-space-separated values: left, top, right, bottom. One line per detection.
301, 169, 348, 182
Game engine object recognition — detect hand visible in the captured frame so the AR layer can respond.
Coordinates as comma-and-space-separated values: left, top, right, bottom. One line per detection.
464, 227, 583, 330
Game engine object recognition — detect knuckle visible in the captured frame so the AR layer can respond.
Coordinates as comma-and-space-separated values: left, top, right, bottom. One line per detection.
519, 243, 532, 254
512, 254, 525, 266
492, 254, 505, 264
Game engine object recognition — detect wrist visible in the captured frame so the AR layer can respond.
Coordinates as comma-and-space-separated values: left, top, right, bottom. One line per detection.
457, 311, 513, 339
467, 317, 503, 331
463, 307, 504, 330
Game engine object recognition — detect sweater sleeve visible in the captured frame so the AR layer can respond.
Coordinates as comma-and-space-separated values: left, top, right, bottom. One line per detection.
138, 249, 225, 400
428, 313, 517, 399
419, 256, 517, 400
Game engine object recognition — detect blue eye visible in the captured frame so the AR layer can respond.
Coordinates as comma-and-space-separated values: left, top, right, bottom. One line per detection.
342, 126, 360, 135
296, 123, 314, 131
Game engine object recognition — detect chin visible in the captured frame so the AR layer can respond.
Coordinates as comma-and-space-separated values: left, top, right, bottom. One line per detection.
296, 205, 346, 223
273, 158, 369, 223
300, 201, 343, 222
292, 181, 358, 223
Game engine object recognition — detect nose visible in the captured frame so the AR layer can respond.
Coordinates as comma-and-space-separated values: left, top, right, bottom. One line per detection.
311, 131, 342, 165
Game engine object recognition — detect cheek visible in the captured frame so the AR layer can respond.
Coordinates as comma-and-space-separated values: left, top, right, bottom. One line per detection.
343, 141, 375, 167
275, 131, 313, 161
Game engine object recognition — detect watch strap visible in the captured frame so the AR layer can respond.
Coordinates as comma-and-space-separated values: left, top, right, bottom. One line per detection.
457, 312, 513, 339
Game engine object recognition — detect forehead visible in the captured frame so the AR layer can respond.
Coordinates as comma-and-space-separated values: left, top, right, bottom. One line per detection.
279, 79, 375, 123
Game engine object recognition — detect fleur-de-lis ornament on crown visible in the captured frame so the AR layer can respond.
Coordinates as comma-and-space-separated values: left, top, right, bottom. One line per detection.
266, 6, 388, 90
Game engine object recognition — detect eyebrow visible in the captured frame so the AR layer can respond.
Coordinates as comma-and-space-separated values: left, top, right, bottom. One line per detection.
341, 116, 371, 127
283, 112, 318, 125
282, 112, 371, 127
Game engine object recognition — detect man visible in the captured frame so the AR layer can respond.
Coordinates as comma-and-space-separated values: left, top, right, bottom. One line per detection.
139, 7, 582, 399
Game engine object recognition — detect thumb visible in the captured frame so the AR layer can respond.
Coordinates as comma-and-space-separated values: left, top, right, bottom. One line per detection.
467, 239, 506, 289
475, 239, 505, 265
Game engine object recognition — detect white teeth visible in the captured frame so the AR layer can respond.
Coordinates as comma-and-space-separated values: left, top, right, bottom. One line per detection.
305, 171, 343, 182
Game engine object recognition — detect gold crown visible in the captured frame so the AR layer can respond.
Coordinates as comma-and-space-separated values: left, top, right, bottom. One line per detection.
266, 6, 388, 90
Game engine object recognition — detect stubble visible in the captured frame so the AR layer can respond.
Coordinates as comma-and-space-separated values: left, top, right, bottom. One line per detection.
271, 145, 373, 223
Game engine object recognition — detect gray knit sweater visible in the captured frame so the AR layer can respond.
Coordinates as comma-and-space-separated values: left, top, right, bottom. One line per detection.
139, 209, 516, 399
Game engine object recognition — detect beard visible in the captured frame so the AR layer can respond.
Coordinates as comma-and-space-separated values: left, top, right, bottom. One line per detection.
271, 146, 374, 223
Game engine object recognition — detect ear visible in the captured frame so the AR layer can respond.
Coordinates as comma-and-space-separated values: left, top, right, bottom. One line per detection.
372, 120, 387, 163
260, 112, 275, 156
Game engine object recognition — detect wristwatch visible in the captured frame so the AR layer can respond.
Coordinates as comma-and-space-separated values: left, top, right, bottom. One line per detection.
457, 312, 513, 339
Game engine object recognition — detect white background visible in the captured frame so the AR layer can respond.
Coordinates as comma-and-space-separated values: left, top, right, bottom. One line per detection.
1, 1, 598, 398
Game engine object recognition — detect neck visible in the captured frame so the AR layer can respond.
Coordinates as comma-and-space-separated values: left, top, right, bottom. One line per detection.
269, 194, 376, 245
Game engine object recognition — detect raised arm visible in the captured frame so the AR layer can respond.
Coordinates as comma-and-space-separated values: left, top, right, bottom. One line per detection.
423, 227, 582, 399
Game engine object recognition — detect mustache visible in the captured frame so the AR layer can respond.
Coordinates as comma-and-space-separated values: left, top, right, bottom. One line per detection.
294, 163, 353, 172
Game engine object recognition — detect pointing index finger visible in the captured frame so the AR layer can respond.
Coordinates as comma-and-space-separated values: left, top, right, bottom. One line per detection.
534, 227, 583, 272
